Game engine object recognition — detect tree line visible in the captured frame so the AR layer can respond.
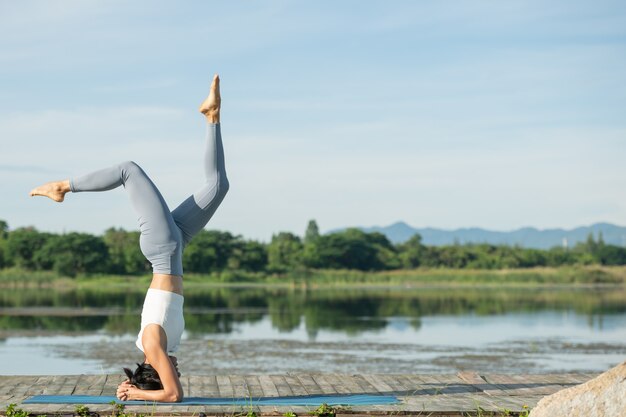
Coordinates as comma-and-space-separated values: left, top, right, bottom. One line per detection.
0, 219, 625, 277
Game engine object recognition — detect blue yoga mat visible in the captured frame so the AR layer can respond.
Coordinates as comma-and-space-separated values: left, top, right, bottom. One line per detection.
23, 394, 399, 406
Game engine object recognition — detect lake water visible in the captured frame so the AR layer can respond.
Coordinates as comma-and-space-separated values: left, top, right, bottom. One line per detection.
0, 284, 625, 375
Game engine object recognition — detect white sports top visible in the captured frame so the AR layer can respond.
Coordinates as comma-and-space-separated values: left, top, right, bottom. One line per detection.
135, 288, 185, 354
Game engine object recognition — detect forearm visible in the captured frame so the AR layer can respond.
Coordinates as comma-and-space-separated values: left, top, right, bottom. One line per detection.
130, 388, 182, 403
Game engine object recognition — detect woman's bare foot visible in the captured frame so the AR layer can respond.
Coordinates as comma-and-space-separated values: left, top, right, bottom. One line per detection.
199, 74, 220, 123
29, 180, 71, 202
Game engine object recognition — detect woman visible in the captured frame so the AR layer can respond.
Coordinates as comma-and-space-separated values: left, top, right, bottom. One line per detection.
29, 74, 228, 402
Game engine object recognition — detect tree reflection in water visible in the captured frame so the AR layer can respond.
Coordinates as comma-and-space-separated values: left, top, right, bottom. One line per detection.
0, 286, 624, 337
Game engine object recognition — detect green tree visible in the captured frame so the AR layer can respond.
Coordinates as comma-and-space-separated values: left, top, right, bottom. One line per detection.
0, 220, 8, 239
267, 232, 303, 272
585, 232, 598, 254
304, 228, 395, 271
228, 240, 268, 271
596, 244, 626, 265
103, 228, 148, 274
34, 233, 110, 277
397, 233, 425, 268
304, 219, 320, 244
0, 220, 7, 268
6, 227, 51, 269
183, 230, 236, 273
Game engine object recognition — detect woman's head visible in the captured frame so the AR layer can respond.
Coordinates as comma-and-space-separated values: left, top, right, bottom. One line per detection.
123, 360, 180, 390
123, 363, 162, 390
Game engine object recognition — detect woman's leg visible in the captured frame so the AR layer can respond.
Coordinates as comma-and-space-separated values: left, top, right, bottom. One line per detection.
171, 75, 229, 245
31, 161, 184, 275
171, 123, 229, 245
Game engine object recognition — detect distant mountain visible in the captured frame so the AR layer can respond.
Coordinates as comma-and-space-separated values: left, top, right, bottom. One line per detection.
340, 222, 626, 249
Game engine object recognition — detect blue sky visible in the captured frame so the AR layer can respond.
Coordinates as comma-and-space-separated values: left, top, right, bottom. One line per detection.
1, 0, 626, 241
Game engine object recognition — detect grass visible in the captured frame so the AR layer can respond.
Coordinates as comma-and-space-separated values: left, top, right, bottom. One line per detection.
1, 265, 626, 289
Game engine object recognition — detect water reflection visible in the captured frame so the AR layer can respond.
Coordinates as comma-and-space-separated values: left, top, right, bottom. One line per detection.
0, 286, 624, 337
1, 285, 625, 375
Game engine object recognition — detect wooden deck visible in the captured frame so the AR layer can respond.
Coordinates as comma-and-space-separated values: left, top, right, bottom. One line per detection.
0, 373, 593, 416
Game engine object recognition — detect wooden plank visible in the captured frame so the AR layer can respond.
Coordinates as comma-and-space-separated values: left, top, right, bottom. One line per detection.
321, 373, 351, 394
178, 374, 190, 398
349, 374, 379, 394
243, 375, 264, 398
23, 401, 68, 416
85, 374, 107, 396
201, 375, 220, 397
72, 374, 93, 395
551, 373, 589, 384
486, 373, 533, 396
90, 403, 117, 413
3, 376, 34, 396
283, 374, 308, 397
216, 375, 234, 398
521, 374, 570, 396
480, 374, 515, 397
336, 374, 363, 394
400, 375, 434, 395
258, 375, 280, 397
380, 374, 413, 393
270, 375, 293, 396
183, 405, 206, 414
430, 374, 479, 395
103, 374, 125, 398
457, 371, 487, 393
310, 374, 337, 394
501, 374, 555, 398
396, 374, 427, 394
187, 375, 205, 397
23, 376, 47, 396
360, 374, 394, 394
229, 375, 250, 398
403, 374, 437, 396
293, 373, 322, 396
41, 375, 62, 395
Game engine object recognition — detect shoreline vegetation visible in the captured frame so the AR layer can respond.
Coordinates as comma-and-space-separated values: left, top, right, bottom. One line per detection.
2, 219, 626, 288
1, 265, 625, 288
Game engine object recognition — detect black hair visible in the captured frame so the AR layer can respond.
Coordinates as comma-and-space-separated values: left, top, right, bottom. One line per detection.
123, 362, 180, 390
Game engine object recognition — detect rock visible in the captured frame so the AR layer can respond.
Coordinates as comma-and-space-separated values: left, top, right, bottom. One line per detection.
530, 360, 626, 417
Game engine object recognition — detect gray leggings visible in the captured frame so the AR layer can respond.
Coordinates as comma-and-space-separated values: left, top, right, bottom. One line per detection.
69, 123, 229, 276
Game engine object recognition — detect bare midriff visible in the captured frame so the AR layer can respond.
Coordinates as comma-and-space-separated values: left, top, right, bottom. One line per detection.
149, 273, 184, 295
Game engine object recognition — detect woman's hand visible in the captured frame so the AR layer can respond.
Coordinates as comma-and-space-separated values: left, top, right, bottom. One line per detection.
116, 380, 141, 401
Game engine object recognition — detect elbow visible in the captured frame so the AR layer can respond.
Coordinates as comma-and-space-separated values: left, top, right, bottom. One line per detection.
164, 391, 183, 403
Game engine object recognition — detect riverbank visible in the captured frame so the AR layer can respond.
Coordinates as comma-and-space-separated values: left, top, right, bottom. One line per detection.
1, 265, 626, 288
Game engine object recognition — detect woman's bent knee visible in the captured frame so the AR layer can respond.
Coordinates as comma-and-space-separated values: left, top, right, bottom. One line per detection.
118, 161, 144, 182
217, 176, 230, 199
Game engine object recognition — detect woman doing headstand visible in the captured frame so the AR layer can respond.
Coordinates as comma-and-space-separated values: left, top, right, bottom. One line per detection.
29, 74, 228, 403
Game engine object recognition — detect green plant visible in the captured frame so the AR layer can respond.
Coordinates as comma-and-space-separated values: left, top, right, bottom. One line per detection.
283, 412, 297, 417
74, 405, 90, 417
308, 403, 335, 417
107, 400, 145, 417
233, 409, 257, 417
519, 405, 531, 417
109, 401, 125, 417
5, 404, 29, 417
